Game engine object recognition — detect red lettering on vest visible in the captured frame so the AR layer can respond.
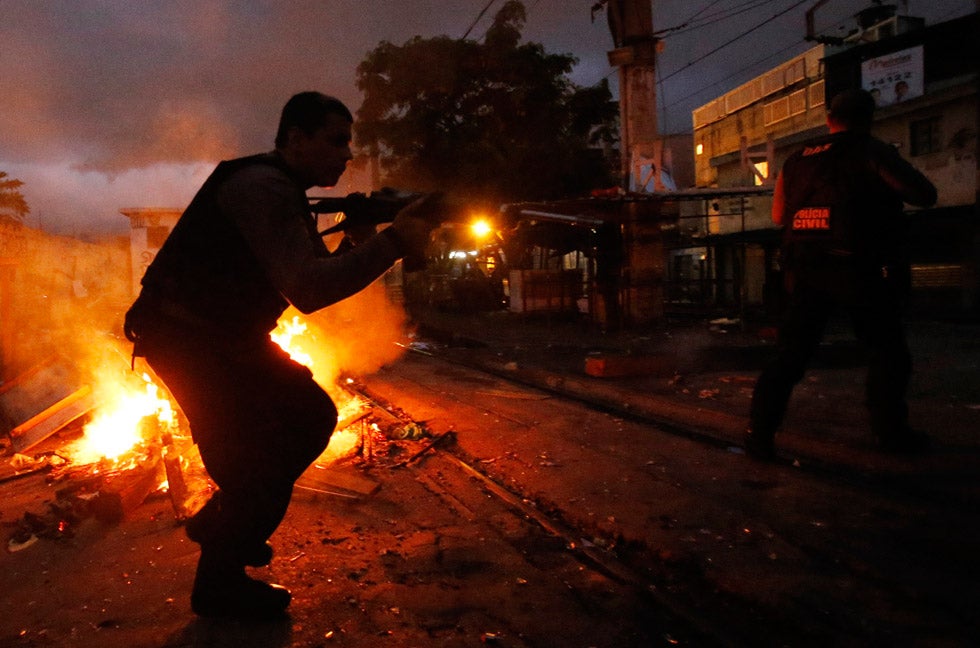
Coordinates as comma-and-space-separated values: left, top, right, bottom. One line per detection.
801, 143, 832, 157
791, 207, 831, 230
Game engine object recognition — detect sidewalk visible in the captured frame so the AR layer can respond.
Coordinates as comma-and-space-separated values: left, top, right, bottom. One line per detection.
410, 307, 980, 497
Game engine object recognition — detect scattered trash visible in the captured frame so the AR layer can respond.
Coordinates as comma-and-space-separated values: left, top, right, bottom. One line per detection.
7, 534, 39, 553
407, 341, 437, 354
390, 431, 456, 469
391, 421, 429, 440
709, 317, 740, 330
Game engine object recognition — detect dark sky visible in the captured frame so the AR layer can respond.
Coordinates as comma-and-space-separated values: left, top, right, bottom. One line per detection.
0, 0, 972, 236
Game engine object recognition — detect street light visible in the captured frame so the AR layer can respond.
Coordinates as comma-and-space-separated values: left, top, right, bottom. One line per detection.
470, 217, 492, 239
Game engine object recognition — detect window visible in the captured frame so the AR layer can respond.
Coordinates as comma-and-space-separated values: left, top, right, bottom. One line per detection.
784, 58, 806, 84
808, 80, 825, 108
789, 89, 807, 116
764, 96, 790, 126
910, 117, 942, 156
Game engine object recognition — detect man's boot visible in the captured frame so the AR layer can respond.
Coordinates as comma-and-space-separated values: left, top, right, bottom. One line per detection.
185, 498, 274, 567
190, 550, 291, 620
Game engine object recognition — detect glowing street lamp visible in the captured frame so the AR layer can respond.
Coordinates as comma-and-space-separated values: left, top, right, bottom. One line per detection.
470, 218, 492, 239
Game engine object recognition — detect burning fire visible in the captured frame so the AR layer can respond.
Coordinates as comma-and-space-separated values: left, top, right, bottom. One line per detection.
70, 373, 176, 465
271, 315, 314, 366
69, 313, 361, 466
271, 314, 368, 462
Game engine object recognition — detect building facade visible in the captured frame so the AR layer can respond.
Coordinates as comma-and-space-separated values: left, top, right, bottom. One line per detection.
691, 10, 978, 318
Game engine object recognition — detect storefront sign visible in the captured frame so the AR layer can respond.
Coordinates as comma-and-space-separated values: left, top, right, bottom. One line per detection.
861, 45, 924, 106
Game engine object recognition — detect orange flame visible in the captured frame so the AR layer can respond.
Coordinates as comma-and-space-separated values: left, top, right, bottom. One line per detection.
271, 315, 314, 367
69, 373, 176, 465
73, 312, 358, 467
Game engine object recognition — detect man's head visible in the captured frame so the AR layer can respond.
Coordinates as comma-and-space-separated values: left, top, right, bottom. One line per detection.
275, 92, 354, 189
827, 89, 876, 134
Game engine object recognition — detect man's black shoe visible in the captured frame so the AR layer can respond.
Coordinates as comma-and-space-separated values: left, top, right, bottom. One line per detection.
878, 428, 932, 454
191, 574, 291, 620
743, 430, 776, 461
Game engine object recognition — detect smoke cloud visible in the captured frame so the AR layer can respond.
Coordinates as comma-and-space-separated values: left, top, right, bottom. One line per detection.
1, 1, 971, 236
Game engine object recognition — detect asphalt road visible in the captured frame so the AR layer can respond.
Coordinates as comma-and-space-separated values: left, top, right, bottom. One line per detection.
1, 342, 978, 647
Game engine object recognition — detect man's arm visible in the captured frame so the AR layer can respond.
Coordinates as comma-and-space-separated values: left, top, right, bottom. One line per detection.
217, 165, 403, 314
870, 139, 938, 207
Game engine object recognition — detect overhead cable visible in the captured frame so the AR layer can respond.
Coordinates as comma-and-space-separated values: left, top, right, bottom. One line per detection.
659, 0, 810, 83
462, 0, 500, 39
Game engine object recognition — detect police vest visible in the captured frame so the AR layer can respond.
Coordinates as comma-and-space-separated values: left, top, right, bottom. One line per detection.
139, 153, 318, 339
780, 132, 903, 265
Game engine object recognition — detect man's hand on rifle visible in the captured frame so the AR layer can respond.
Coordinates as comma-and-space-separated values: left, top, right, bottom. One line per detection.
389, 194, 441, 261
343, 220, 378, 246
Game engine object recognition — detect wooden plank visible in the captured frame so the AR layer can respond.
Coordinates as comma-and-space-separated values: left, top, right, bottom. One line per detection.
10, 385, 95, 453
89, 457, 163, 523
296, 465, 380, 498
1, 355, 81, 433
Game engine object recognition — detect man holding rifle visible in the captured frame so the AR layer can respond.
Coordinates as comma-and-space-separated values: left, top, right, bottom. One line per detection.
124, 91, 436, 619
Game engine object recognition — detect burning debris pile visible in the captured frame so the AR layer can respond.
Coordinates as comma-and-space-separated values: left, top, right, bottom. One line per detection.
2, 363, 209, 551
1, 311, 432, 553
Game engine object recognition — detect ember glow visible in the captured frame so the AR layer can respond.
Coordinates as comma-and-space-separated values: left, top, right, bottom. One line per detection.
69, 373, 175, 465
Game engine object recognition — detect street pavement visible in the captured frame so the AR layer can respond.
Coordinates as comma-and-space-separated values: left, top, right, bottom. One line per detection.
410, 307, 980, 491
371, 306, 980, 645
2, 306, 978, 647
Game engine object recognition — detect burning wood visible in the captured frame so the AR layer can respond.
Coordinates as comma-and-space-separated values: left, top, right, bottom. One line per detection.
2, 309, 426, 553
60, 454, 163, 524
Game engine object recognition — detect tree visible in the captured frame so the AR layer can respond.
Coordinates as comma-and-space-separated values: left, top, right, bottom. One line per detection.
354, 0, 619, 206
0, 172, 30, 225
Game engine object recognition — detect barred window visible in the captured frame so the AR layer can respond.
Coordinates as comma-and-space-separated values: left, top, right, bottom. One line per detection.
789, 89, 807, 116
808, 80, 825, 108
910, 117, 942, 156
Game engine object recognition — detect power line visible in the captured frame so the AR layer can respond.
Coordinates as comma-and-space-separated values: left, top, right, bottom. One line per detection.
465, 0, 546, 44
663, 0, 779, 37
659, 0, 810, 84
462, 0, 500, 39
681, 0, 726, 24
662, 37, 807, 111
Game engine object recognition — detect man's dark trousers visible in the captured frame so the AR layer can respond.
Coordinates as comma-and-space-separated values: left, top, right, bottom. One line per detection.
144, 329, 337, 566
750, 260, 912, 442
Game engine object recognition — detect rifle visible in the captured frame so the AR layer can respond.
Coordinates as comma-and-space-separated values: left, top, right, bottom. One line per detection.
310, 187, 424, 237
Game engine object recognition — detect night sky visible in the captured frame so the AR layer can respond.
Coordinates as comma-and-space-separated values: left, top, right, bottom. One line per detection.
0, 0, 972, 236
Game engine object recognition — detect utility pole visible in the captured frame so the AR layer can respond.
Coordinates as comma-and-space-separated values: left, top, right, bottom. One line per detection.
602, 0, 659, 191
596, 0, 666, 325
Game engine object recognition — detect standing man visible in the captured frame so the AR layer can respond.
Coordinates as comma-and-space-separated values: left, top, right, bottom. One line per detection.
745, 88, 937, 460
124, 92, 436, 618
